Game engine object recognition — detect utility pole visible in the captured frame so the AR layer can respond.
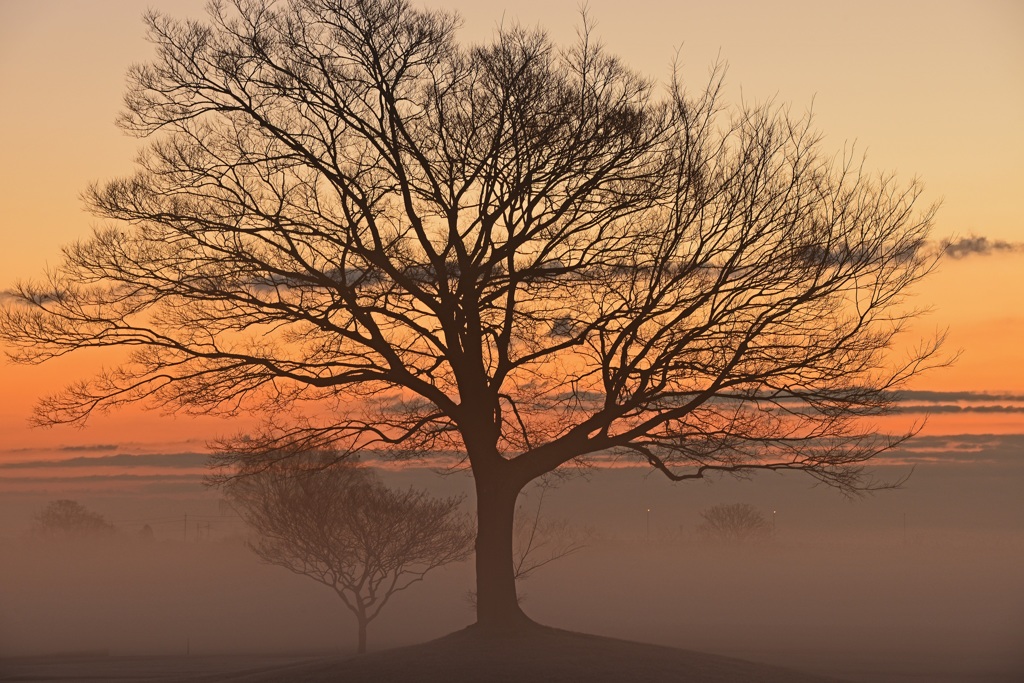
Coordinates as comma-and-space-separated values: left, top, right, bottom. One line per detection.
183, 513, 187, 542
646, 508, 651, 542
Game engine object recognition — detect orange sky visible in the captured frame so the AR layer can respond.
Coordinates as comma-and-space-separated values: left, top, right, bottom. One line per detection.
1, 0, 1022, 470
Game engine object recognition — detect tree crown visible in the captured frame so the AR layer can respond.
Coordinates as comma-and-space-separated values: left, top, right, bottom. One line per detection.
0, 0, 944, 492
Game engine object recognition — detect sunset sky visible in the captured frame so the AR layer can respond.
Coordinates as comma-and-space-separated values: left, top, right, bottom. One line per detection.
1, 0, 1022, 487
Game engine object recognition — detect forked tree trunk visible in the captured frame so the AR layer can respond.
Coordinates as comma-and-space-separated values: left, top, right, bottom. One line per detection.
473, 470, 532, 630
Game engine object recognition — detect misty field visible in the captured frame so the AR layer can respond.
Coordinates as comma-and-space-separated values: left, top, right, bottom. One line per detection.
2, 464, 1022, 682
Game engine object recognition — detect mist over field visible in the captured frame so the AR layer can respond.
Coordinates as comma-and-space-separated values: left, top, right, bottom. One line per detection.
2, 453, 1022, 683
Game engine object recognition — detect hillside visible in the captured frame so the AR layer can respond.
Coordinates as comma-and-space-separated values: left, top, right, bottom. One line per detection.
222, 626, 846, 683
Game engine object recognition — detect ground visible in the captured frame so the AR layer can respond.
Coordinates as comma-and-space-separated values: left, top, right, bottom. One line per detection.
0, 628, 850, 683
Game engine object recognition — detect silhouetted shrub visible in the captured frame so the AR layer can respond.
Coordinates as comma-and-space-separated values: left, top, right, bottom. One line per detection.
34, 500, 116, 539
696, 503, 772, 542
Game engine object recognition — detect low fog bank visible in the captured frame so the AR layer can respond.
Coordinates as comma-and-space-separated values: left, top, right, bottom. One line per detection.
1, 461, 1022, 682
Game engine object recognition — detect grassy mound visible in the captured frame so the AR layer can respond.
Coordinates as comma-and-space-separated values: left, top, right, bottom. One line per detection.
226, 625, 846, 683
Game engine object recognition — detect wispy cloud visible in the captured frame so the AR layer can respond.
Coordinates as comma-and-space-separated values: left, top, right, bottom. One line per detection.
892, 404, 1024, 414
0, 452, 208, 470
901, 433, 1023, 450
2, 444, 120, 455
941, 235, 1024, 259
57, 443, 120, 453
895, 390, 1024, 402
887, 389, 1024, 415
875, 433, 1024, 468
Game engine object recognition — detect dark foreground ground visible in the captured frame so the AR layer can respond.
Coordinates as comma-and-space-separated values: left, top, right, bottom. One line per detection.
0, 627, 849, 683
4, 626, 1024, 683
0, 654, 314, 682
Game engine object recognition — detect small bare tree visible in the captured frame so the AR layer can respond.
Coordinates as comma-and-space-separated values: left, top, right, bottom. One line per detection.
34, 500, 116, 539
225, 458, 473, 653
513, 483, 588, 582
697, 503, 773, 542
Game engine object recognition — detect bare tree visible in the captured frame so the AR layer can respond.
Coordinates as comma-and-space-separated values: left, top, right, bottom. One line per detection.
34, 499, 116, 539
224, 457, 473, 653
1, 0, 945, 629
696, 503, 773, 543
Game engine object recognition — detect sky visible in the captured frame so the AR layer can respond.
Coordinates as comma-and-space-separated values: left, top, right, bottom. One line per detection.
0, 0, 1022, 485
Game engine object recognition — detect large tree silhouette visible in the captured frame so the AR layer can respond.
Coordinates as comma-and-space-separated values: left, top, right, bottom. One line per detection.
0, 0, 943, 629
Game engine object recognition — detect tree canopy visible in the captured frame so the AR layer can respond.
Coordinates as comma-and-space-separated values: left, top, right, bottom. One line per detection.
0, 0, 943, 627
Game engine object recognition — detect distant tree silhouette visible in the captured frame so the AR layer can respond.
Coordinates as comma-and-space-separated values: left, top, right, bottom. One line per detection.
697, 503, 773, 542
34, 499, 115, 539
0, 0, 946, 629
224, 456, 472, 653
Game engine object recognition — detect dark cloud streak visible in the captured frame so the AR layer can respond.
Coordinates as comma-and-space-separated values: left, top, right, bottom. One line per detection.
893, 405, 1024, 414
895, 390, 1024, 402
941, 235, 1024, 259
888, 389, 1024, 415
0, 452, 208, 469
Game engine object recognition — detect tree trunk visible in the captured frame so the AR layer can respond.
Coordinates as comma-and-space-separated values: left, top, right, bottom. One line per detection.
356, 615, 368, 654
473, 471, 532, 630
